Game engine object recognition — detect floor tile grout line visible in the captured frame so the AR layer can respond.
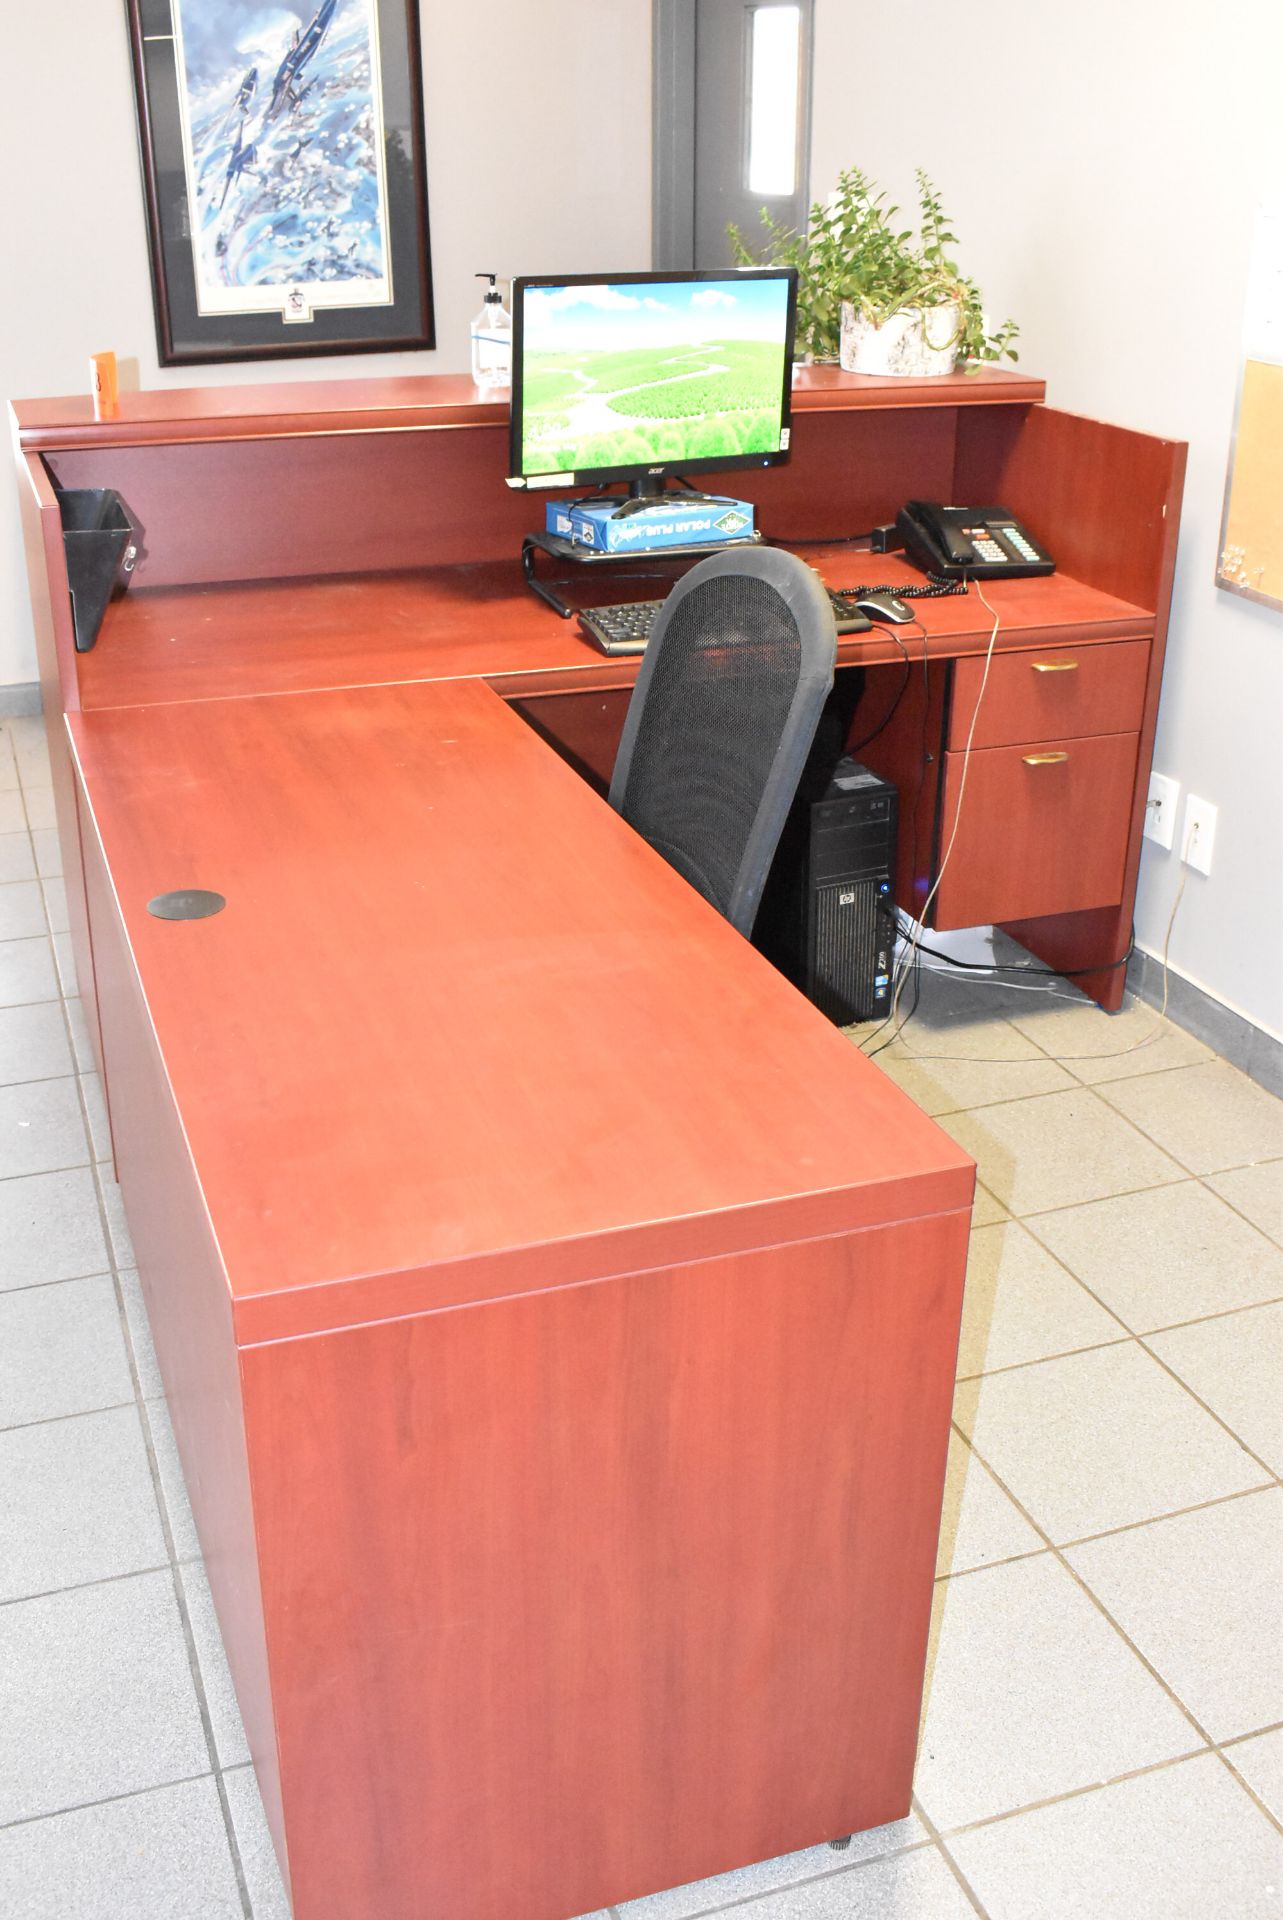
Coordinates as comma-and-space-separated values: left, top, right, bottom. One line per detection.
0, 1768, 220, 1836
0, 1559, 177, 1612
906, 1050, 1228, 1117
0, 1266, 117, 1298
1211, 1744, 1283, 1843
926, 1745, 1215, 1843
955, 1306, 1282, 1489
983, 1169, 1189, 1223
1, 1398, 138, 1438
0, 1067, 91, 1095
948, 1418, 1222, 1751
944, 1049, 1280, 1189
1221, 1718, 1283, 1749
955, 1330, 1131, 1386
1126, 1336, 1283, 1487
1059, 1056, 1215, 1089
938, 1479, 1280, 1581
124, 1343, 258, 1920
908, 1800, 991, 1918
67, 1041, 259, 1920
600, 1833, 940, 1920
0, 996, 63, 1021
0, 1155, 93, 1187
1091, 1071, 1283, 1179
982, 1180, 1276, 1346
934, 1542, 1051, 1586
956, 1189, 1283, 1481
1009, 1164, 1281, 1229
934, 1664, 1283, 1853
1008, 989, 1199, 1078
1133, 1292, 1283, 1341
1193, 1183, 1283, 1254
954, 1283, 1283, 1383
0, 1062, 84, 1094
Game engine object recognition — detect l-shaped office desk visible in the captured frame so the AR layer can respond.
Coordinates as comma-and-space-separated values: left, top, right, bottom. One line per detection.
13, 366, 1184, 1920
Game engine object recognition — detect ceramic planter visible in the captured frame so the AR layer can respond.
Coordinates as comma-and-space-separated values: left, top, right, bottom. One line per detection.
839, 301, 960, 376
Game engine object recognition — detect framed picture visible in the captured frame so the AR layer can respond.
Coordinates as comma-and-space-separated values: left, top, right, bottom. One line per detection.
125, 0, 434, 366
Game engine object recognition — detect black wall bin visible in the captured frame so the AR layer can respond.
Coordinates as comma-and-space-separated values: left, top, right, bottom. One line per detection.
56, 489, 137, 653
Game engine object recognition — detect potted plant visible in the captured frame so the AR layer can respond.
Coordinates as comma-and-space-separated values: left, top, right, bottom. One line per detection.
730, 166, 1018, 375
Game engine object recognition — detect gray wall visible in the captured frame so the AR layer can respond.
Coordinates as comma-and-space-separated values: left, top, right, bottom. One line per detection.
811, 0, 1283, 1040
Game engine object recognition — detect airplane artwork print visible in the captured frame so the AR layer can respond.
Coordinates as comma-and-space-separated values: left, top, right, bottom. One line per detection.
169, 0, 393, 322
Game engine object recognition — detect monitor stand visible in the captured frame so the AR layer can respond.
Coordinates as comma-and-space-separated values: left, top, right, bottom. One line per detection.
520, 477, 761, 619
521, 526, 762, 620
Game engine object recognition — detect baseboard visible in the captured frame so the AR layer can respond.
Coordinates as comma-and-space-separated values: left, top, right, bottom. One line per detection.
1127, 947, 1283, 1100
0, 682, 42, 718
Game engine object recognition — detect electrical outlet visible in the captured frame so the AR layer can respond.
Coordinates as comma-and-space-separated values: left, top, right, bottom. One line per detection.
1144, 772, 1180, 850
1182, 794, 1217, 875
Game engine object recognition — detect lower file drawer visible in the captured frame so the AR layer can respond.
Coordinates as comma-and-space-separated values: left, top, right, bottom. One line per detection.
933, 731, 1139, 929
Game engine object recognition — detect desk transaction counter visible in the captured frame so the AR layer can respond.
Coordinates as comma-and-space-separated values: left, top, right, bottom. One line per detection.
13, 367, 1184, 1920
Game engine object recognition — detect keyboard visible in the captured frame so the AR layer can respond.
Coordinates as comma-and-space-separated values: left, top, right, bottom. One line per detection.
577, 602, 658, 655
577, 589, 873, 656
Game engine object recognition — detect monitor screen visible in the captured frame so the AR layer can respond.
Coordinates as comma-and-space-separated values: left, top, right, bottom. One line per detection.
507, 269, 798, 491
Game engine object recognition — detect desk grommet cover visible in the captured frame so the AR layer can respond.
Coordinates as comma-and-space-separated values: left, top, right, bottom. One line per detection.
146, 888, 227, 920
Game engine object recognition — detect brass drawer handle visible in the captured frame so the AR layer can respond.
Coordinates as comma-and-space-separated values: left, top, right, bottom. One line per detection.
1032, 660, 1079, 673
1023, 751, 1070, 766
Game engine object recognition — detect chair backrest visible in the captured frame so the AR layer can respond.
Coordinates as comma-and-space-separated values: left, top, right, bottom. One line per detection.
608, 545, 837, 936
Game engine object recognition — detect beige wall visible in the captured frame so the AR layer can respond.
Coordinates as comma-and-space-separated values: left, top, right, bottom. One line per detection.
0, 2, 652, 686
812, 0, 1283, 1037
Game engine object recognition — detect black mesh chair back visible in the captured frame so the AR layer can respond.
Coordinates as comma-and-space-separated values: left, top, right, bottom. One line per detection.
608, 546, 837, 936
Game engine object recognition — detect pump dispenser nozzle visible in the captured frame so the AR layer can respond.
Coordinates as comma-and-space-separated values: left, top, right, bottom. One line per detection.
471, 274, 511, 386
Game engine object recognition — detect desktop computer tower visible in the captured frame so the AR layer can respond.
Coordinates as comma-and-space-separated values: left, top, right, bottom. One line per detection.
755, 757, 898, 1026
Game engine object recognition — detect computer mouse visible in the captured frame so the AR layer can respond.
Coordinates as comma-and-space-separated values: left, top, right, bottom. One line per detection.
852, 590, 915, 625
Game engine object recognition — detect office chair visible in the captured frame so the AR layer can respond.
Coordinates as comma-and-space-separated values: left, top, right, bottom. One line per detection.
608, 545, 837, 936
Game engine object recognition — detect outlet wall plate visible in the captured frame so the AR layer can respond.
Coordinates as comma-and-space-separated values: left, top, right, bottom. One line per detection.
1144, 772, 1180, 851
1182, 795, 1217, 876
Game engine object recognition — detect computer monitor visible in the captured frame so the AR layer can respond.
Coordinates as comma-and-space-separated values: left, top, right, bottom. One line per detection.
507, 269, 798, 510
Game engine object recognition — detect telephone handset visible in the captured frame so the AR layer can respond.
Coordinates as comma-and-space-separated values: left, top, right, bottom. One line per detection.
896, 501, 1055, 580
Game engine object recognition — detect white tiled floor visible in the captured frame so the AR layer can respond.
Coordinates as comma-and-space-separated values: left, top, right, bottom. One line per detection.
1, 711, 1282, 1918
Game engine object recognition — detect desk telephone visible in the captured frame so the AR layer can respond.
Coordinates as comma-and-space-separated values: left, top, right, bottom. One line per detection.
896, 501, 1055, 580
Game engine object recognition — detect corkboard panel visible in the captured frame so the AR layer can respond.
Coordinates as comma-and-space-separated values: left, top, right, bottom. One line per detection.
1217, 357, 1283, 610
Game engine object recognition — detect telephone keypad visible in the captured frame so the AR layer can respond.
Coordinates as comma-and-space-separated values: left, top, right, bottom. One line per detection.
999, 525, 1041, 562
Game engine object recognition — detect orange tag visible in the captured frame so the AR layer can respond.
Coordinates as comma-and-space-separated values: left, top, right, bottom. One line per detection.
90, 352, 119, 420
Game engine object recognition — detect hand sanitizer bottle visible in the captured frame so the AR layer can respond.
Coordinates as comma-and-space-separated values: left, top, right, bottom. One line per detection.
471, 274, 511, 387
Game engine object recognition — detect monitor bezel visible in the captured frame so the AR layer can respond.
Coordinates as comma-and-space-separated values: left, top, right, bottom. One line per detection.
506, 268, 799, 491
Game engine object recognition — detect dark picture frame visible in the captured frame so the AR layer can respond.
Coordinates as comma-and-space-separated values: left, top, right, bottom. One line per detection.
124, 0, 434, 366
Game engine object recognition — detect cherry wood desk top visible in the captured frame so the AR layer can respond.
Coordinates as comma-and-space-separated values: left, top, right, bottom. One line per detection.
78, 554, 1152, 712
69, 677, 973, 1346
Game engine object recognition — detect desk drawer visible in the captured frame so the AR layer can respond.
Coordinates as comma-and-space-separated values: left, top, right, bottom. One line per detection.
934, 731, 1139, 929
949, 639, 1149, 750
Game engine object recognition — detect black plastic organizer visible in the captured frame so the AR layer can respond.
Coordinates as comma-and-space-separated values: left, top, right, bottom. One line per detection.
56, 488, 137, 653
